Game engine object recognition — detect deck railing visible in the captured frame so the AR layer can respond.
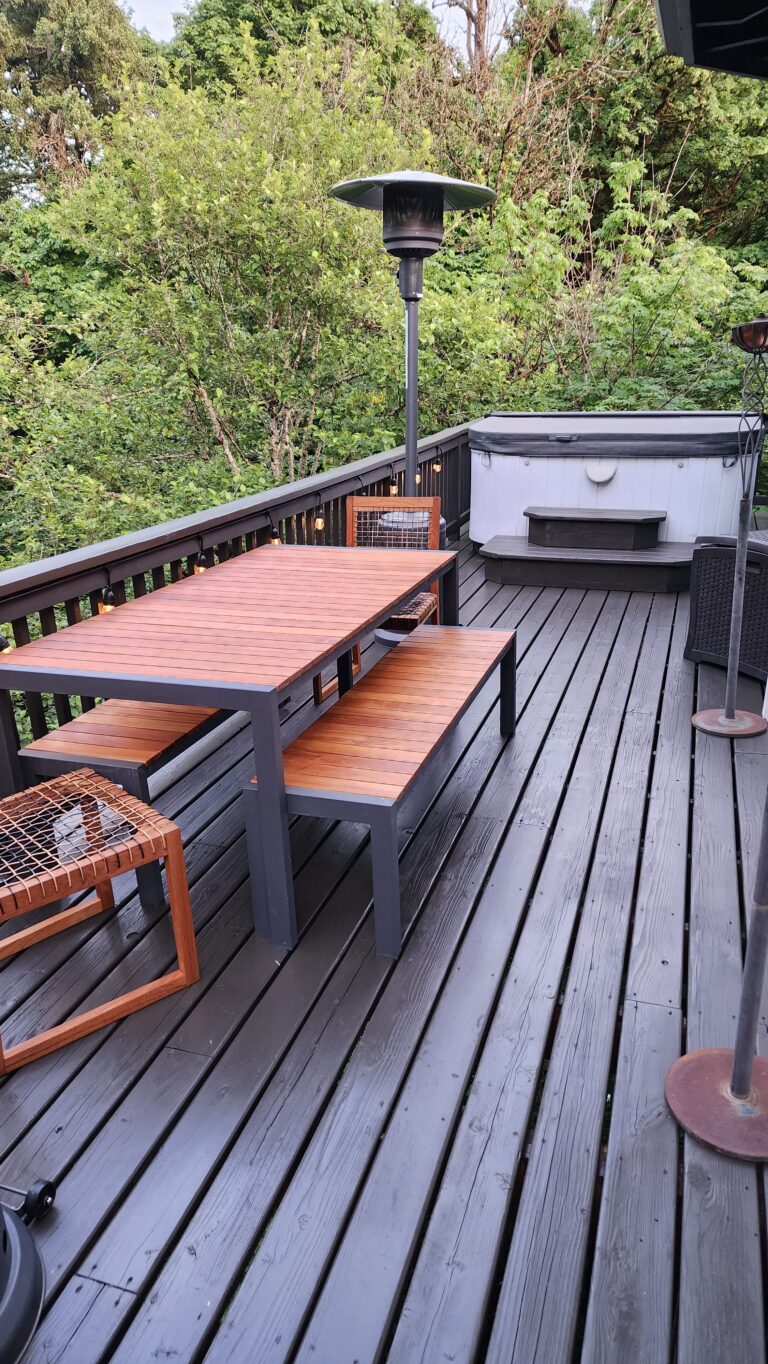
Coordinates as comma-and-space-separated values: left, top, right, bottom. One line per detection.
0, 424, 471, 742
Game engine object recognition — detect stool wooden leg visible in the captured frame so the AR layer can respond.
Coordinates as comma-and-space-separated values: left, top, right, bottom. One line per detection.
96, 878, 115, 912
0, 836, 198, 1074
164, 827, 200, 985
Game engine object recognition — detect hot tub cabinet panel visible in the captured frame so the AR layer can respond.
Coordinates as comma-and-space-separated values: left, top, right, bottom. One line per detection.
469, 412, 744, 547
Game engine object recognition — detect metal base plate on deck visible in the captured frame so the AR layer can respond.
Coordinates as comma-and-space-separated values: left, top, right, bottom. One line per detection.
691, 708, 768, 738
665, 1048, 768, 1159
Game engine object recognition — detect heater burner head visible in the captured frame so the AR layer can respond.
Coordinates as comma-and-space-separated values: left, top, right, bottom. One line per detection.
330, 171, 495, 259
732, 318, 768, 355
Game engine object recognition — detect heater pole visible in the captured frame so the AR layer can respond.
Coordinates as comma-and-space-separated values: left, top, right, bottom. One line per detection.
724, 490, 753, 720
691, 328, 768, 738
399, 259, 423, 496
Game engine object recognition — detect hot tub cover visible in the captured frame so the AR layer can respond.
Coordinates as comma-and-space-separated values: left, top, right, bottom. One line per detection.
469, 411, 743, 460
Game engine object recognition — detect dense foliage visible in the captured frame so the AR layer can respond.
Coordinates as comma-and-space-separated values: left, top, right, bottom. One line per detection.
1, 0, 767, 566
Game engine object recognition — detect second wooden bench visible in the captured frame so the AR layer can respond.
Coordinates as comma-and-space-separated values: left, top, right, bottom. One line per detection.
245, 624, 516, 958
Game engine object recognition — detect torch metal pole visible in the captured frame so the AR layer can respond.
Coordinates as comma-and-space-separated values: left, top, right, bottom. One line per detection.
732, 784, 768, 1097
665, 778, 768, 1157
399, 259, 423, 497
691, 340, 767, 737
724, 492, 753, 720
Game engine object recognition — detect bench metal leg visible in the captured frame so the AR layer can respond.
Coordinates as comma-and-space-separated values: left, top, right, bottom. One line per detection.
337, 649, 355, 697
500, 636, 517, 738
369, 802, 402, 959
119, 768, 166, 912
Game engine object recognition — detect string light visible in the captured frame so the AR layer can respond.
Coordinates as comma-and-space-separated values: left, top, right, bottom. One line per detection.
355, 476, 367, 495
314, 496, 325, 534
389, 464, 398, 496
98, 568, 116, 614
269, 520, 281, 544
415, 470, 422, 486
194, 535, 208, 574
433, 447, 443, 474
0, 634, 11, 653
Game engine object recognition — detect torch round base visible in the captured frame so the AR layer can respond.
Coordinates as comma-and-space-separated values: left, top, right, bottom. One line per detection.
691, 708, 768, 738
665, 1048, 768, 1160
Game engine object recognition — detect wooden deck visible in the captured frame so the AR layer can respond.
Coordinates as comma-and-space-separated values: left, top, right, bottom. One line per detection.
2, 531, 767, 1364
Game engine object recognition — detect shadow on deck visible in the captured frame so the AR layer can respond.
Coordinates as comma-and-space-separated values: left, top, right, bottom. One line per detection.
2, 530, 767, 1364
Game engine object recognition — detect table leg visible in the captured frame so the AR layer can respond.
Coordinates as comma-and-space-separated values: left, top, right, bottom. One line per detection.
248, 692, 297, 949
338, 650, 354, 697
442, 558, 459, 626
0, 690, 23, 798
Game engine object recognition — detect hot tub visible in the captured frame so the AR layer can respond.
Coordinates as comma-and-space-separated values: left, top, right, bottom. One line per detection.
469, 411, 745, 546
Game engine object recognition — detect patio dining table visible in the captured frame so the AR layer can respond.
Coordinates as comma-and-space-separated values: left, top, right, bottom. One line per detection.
0, 542, 458, 948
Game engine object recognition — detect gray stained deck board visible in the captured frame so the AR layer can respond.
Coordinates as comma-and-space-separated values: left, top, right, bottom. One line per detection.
2, 531, 768, 1364
484, 594, 675, 1364
581, 600, 693, 1364
677, 665, 765, 1364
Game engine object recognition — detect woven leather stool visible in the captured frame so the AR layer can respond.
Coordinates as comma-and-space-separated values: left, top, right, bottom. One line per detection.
0, 768, 199, 1074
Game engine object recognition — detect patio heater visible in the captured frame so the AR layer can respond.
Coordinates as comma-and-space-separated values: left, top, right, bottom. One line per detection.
692, 317, 768, 737
665, 782, 768, 1159
329, 171, 496, 495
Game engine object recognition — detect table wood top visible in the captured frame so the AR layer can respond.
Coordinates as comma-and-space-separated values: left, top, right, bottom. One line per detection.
0, 544, 456, 694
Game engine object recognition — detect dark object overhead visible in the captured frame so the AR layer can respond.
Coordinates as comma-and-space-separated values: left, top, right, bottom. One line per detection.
655, 0, 768, 79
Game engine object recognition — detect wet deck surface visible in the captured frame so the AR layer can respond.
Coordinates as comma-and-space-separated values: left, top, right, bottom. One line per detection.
2, 531, 767, 1364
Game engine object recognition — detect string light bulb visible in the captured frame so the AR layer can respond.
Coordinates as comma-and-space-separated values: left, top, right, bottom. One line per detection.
433, 449, 443, 474
415, 469, 422, 486
389, 465, 398, 496
269, 521, 280, 544
194, 535, 208, 574
0, 634, 11, 653
98, 568, 116, 614
314, 496, 325, 534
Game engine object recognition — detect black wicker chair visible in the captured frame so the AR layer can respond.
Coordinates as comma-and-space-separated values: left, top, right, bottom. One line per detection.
685, 533, 768, 681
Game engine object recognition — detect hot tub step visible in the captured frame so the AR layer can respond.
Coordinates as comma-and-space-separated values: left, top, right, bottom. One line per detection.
524, 506, 667, 551
481, 535, 693, 592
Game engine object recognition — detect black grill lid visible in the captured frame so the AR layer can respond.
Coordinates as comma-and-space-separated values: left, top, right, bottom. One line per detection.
469, 411, 743, 460
656, 0, 768, 80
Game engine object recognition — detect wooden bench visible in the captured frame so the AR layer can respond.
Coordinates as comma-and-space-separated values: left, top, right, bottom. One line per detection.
18, 700, 221, 910
246, 624, 516, 958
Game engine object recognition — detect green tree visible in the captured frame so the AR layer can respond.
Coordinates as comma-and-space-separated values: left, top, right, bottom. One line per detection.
0, 0, 155, 199
167, 0, 436, 85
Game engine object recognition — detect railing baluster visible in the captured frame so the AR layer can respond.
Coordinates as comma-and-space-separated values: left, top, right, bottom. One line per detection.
38, 607, 73, 724
11, 618, 48, 738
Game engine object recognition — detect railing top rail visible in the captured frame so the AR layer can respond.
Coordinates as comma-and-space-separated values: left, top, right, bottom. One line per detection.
0, 424, 469, 608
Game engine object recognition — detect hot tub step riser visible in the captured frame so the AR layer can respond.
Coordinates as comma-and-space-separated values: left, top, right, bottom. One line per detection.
486, 557, 690, 592
528, 521, 661, 551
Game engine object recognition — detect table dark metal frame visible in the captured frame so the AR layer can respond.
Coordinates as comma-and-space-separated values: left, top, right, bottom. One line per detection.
0, 550, 459, 949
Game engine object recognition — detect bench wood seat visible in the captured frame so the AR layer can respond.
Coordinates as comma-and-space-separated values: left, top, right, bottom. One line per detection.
20, 699, 220, 769
246, 625, 516, 957
18, 700, 221, 912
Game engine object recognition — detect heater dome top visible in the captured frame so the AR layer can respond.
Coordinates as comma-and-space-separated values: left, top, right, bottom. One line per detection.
330, 170, 496, 212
